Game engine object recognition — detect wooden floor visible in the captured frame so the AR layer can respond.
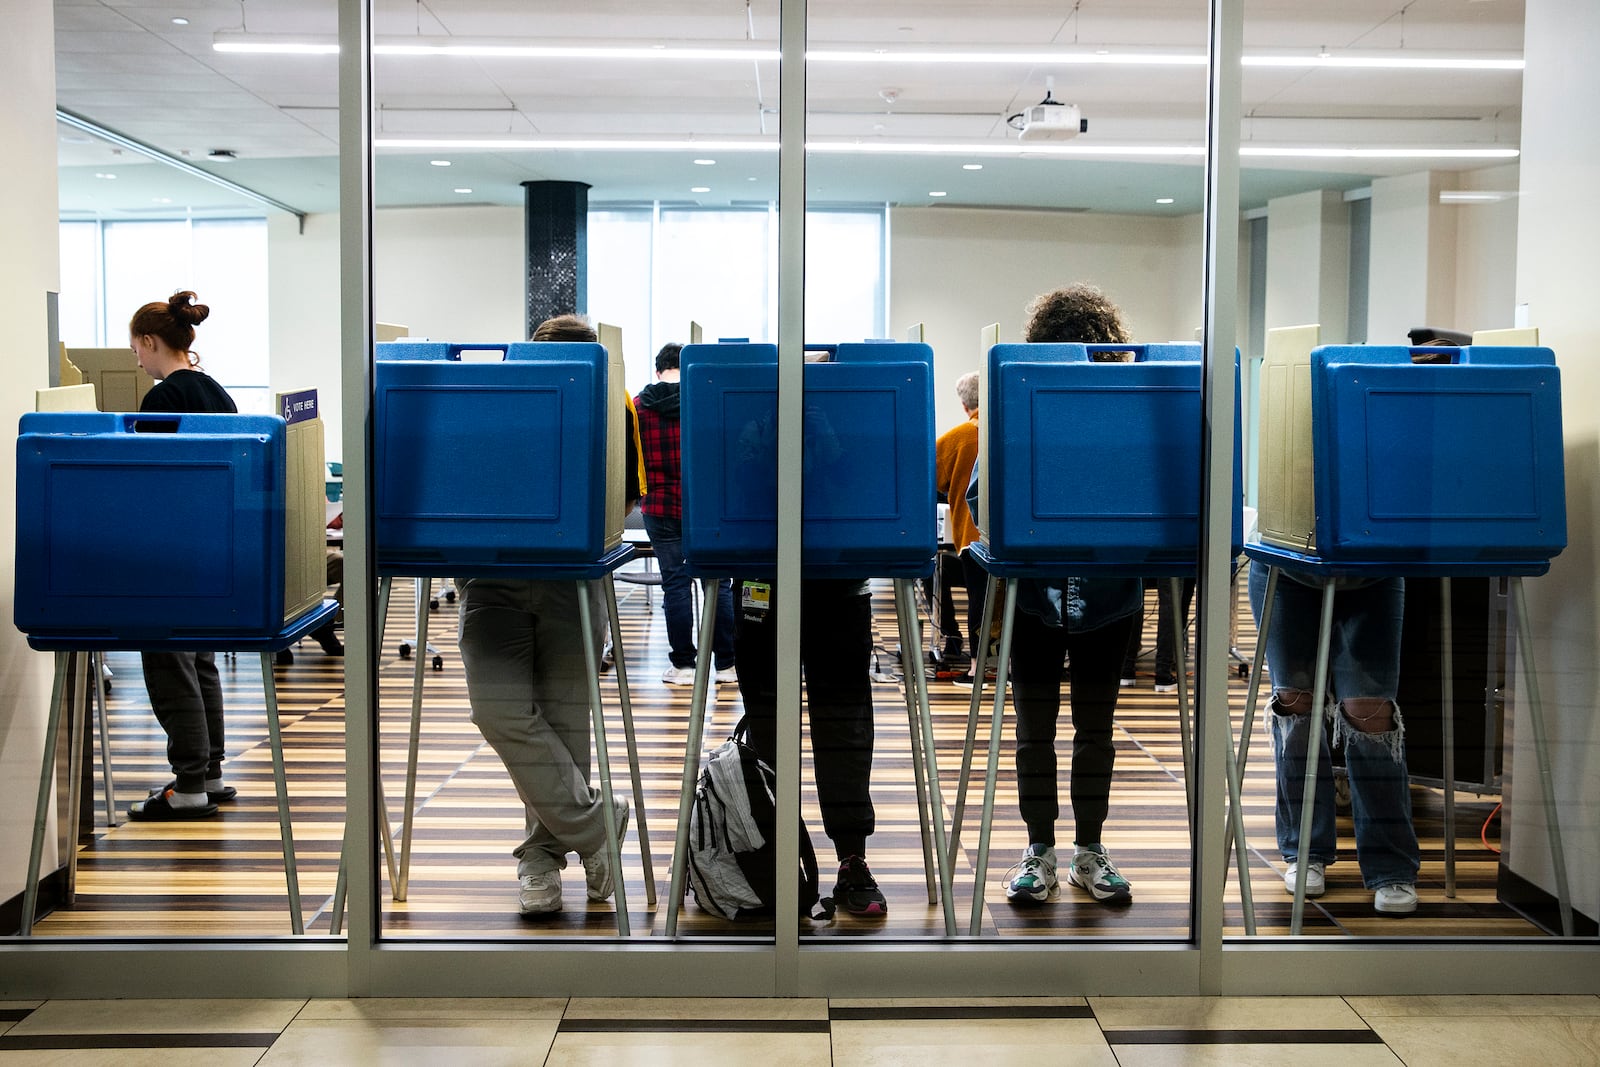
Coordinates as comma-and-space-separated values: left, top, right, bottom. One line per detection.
34, 568, 1540, 941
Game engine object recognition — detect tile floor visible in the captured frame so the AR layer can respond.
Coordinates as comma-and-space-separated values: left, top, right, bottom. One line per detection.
3, 995, 1599, 1064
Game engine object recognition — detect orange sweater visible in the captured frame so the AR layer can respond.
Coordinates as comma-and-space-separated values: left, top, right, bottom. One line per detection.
935, 413, 980, 551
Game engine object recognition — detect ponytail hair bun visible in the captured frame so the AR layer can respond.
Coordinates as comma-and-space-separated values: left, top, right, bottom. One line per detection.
168, 291, 211, 327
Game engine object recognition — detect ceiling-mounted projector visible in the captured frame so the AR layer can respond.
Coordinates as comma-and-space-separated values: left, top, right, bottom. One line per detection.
1019, 100, 1086, 141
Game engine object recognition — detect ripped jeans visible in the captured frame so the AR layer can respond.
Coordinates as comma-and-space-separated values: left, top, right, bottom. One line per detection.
1248, 564, 1421, 889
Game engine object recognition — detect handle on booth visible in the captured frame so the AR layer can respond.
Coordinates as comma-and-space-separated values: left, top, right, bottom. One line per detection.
122, 412, 183, 433
1409, 346, 1461, 365
1086, 344, 1141, 364
445, 343, 509, 363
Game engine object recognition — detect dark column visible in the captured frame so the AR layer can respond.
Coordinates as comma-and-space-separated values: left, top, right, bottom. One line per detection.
522, 180, 590, 337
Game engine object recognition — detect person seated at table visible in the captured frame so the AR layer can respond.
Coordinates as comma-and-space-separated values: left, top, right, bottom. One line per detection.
968, 284, 1142, 907
1248, 567, 1421, 914
452, 313, 641, 915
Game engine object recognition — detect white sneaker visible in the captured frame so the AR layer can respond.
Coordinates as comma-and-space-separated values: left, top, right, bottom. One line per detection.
581, 796, 630, 902
518, 871, 562, 915
1373, 883, 1418, 915
1284, 861, 1326, 898
661, 666, 697, 686
1004, 844, 1059, 904
714, 667, 738, 684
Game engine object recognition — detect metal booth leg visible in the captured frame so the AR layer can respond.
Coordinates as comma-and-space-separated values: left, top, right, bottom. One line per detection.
949, 572, 1001, 859
1511, 576, 1575, 937
893, 579, 940, 906
1223, 565, 1277, 937
64, 653, 91, 905
1167, 578, 1196, 833
896, 578, 957, 935
666, 577, 723, 939
604, 574, 657, 906
258, 653, 305, 935
1289, 578, 1337, 936
21, 652, 72, 936
91, 652, 118, 829
576, 580, 630, 937
970, 577, 1020, 936
1441, 578, 1457, 899
372, 576, 400, 894
395, 576, 432, 902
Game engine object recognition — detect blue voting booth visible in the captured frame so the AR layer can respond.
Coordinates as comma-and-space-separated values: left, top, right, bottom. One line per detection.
1307, 344, 1565, 569
678, 340, 937, 579
667, 338, 955, 936
374, 341, 621, 574
1242, 343, 1568, 935
960, 341, 1242, 932
368, 340, 645, 933
14, 410, 336, 936
16, 412, 305, 645
979, 342, 1242, 573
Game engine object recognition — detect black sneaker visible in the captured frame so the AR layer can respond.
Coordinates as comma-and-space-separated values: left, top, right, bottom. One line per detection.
833, 855, 888, 917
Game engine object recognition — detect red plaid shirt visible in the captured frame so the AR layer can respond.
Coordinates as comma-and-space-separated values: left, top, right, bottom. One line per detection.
635, 391, 681, 520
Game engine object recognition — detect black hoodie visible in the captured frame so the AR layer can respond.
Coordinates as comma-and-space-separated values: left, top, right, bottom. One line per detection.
635, 379, 680, 418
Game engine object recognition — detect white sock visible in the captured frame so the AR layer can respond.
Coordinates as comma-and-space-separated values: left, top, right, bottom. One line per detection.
204, 777, 225, 793
165, 790, 209, 810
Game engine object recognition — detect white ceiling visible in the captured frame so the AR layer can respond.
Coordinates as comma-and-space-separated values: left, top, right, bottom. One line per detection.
55, 0, 1527, 218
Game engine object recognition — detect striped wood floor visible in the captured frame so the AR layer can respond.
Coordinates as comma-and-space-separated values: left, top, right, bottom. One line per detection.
31, 568, 1538, 941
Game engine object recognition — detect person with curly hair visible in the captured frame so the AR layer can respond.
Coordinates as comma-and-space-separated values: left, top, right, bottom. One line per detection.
974, 283, 1144, 907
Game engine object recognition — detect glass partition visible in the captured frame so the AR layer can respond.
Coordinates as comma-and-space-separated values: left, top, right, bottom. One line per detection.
798, 0, 1212, 943
368, 0, 782, 942
1224, 0, 1594, 942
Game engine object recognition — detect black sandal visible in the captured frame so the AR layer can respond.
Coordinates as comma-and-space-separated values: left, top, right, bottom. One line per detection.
151, 781, 237, 803
129, 790, 219, 821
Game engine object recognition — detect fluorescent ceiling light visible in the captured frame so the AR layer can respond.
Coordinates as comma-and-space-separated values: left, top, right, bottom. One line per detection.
374, 135, 1518, 162
212, 34, 1521, 71
1439, 189, 1516, 203
1156, 197, 1175, 204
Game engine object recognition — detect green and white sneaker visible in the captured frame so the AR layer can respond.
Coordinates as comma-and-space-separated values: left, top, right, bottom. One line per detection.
1004, 844, 1059, 904
1068, 844, 1133, 905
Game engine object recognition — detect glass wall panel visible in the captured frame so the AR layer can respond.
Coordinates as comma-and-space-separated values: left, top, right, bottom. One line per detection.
799, 0, 1210, 943
17, 3, 343, 943
370, 0, 782, 942
1226, 0, 1597, 943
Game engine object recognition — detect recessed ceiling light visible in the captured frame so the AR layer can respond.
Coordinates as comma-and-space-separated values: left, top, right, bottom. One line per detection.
153, 196, 172, 204
171, 17, 189, 26
929, 191, 947, 197
430, 159, 452, 166
454, 187, 472, 194
1156, 197, 1175, 204
693, 158, 716, 165
93, 172, 116, 179
691, 186, 711, 193
963, 163, 983, 170
748, 176, 757, 181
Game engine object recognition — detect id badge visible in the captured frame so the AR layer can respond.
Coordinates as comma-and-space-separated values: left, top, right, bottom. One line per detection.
742, 581, 771, 623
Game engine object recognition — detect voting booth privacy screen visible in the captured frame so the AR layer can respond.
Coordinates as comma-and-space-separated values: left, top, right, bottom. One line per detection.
679, 341, 937, 578
978, 342, 1241, 570
373, 341, 626, 573
1257, 343, 1566, 566
14, 412, 313, 643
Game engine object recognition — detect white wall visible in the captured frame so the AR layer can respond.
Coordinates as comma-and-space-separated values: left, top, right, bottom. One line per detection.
1265, 189, 1349, 342
1454, 163, 1522, 333
268, 205, 529, 462
1508, 0, 1600, 926
889, 205, 1204, 431
0, 0, 60, 904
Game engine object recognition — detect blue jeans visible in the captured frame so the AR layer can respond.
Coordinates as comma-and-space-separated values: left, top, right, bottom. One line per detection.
641, 514, 736, 670
1248, 563, 1421, 889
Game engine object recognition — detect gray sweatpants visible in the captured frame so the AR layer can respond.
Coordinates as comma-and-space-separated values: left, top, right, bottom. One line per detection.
456, 578, 609, 877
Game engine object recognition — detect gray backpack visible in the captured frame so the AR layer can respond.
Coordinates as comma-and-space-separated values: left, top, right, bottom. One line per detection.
685, 720, 827, 920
